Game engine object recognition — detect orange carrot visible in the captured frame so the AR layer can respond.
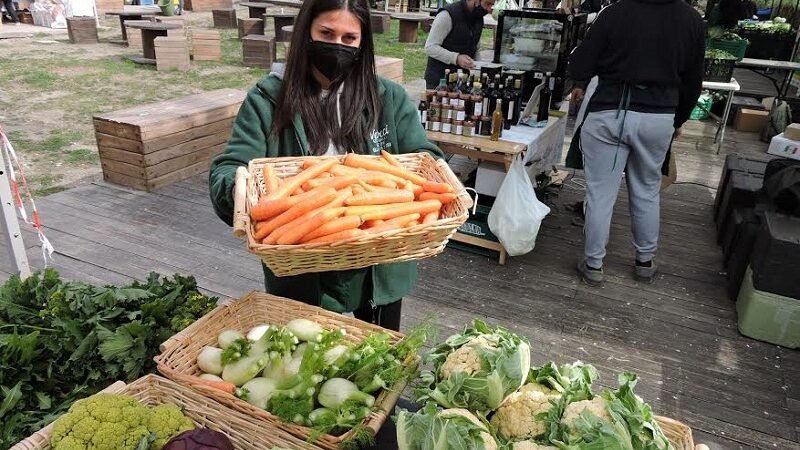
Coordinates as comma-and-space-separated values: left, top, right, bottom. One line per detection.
422, 211, 440, 224
387, 213, 421, 225
251, 187, 322, 221
365, 213, 419, 233
362, 219, 384, 228
374, 179, 398, 189
307, 229, 366, 244
301, 215, 363, 243
359, 200, 442, 221
292, 186, 305, 196
419, 192, 458, 204
267, 159, 337, 201
329, 165, 365, 176
381, 150, 403, 168
265, 190, 351, 244
412, 184, 424, 199
302, 159, 320, 169
344, 154, 428, 185
263, 165, 280, 195
344, 205, 386, 216
188, 376, 236, 395
304, 175, 358, 191
357, 179, 378, 193
345, 190, 414, 206
257, 188, 337, 239
422, 181, 453, 194
276, 207, 345, 245
352, 185, 366, 195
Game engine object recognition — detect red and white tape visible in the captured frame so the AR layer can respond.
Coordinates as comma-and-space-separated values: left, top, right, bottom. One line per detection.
0, 126, 55, 265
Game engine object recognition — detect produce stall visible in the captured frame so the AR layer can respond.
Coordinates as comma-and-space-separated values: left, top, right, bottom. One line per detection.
9, 288, 707, 450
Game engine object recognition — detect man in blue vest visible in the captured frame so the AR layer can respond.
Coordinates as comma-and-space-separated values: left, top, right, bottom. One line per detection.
423, 0, 495, 89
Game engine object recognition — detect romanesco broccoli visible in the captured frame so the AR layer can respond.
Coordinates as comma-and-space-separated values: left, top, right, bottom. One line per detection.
147, 404, 195, 449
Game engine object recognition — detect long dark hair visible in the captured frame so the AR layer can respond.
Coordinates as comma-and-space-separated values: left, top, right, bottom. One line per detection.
272, 0, 380, 154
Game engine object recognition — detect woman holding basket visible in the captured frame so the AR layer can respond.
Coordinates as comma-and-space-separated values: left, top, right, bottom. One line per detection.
208, 0, 442, 331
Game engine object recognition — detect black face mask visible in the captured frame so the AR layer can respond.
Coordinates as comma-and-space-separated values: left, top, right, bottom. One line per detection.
472, 2, 489, 18
309, 40, 360, 83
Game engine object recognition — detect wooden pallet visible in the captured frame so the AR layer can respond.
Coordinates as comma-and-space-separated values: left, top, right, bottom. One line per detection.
238, 17, 264, 38
93, 89, 246, 191
155, 36, 190, 71
242, 34, 273, 68
67, 16, 99, 43
376, 55, 403, 84
212, 8, 237, 28
192, 29, 222, 61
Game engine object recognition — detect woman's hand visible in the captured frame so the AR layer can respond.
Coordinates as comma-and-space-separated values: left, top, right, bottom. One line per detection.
456, 54, 476, 70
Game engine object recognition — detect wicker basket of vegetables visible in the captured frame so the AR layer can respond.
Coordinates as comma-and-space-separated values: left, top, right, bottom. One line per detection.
155, 291, 426, 450
231, 152, 471, 277
11, 374, 316, 450
706, 28, 749, 61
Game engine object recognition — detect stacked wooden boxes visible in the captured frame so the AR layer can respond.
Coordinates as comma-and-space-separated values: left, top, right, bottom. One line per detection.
93, 89, 246, 192
187, 0, 232, 12
242, 35, 273, 68
238, 18, 264, 38
155, 36, 190, 71
213, 8, 237, 28
67, 16, 99, 43
376, 56, 403, 84
192, 29, 222, 61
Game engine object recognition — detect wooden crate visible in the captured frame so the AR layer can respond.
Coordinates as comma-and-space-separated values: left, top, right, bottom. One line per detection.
242, 34, 273, 69
93, 89, 246, 191
189, 0, 233, 11
238, 17, 264, 38
155, 36, 190, 71
126, 25, 143, 49
67, 16, 98, 43
95, 0, 123, 11
370, 12, 390, 33
192, 29, 222, 61
212, 8, 237, 28
376, 55, 403, 84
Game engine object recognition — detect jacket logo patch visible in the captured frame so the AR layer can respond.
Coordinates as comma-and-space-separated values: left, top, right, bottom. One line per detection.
370, 126, 391, 154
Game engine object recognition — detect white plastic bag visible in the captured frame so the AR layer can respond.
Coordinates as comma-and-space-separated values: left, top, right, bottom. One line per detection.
488, 154, 550, 256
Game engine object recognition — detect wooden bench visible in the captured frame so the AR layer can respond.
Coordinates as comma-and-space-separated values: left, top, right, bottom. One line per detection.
125, 20, 184, 64
391, 13, 428, 43
154, 36, 190, 71
105, 10, 156, 43
242, 35, 275, 68
93, 89, 247, 192
67, 16, 98, 44
212, 8, 237, 28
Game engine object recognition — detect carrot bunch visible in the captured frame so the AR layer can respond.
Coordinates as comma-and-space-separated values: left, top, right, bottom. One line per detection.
249, 152, 457, 245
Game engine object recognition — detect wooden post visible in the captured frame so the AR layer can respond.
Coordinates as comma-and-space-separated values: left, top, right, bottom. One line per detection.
0, 149, 31, 278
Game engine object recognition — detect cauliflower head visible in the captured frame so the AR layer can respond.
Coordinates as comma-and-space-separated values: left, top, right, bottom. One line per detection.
147, 404, 195, 449
50, 394, 152, 450
560, 397, 611, 433
512, 441, 559, 450
440, 335, 497, 379
438, 409, 497, 450
519, 382, 559, 398
490, 390, 553, 440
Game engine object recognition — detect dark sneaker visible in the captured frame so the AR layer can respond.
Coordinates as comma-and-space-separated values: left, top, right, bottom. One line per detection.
634, 259, 657, 283
577, 260, 604, 286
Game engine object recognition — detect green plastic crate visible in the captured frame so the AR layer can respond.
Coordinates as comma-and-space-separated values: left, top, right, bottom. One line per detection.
736, 266, 800, 349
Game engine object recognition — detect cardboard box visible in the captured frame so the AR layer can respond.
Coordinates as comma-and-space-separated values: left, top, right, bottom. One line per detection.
735, 108, 769, 133
475, 161, 506, 197
784, 123, 800, 141
767, 133, 800, 161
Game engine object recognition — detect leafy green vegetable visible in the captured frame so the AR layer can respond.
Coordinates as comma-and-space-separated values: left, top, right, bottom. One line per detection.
221, 338, 251, 366
0, 269, 216, 448
395, 402, 500, 450
705, 49, 737, 60
527, 361, 598, 400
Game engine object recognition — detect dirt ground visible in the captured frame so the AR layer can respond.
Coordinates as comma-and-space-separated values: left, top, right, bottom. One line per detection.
0, 11, 265, 195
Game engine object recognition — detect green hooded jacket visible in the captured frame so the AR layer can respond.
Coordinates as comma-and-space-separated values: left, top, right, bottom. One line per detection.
208, 72, 443, 313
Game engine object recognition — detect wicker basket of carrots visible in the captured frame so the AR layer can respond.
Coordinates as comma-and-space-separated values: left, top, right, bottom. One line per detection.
232, 152, 471, 277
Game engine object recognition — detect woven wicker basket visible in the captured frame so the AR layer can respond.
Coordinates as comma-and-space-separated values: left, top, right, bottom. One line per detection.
10, 374, 318, 450
655, 415, 696, 450
155, 291, 418, 450
231, 153, 471, 277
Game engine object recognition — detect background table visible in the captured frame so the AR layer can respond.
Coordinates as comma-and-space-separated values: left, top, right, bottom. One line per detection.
391, 13, 428, 43
700, 78, 741, 154
240, 1, 268, 18
106, 11, 156, 42
263, 11, 296, 41
736, 57, 800, 99
125, 20, 183, 63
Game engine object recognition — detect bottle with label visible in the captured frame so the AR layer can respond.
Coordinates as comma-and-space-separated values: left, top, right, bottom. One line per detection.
479, 115, 492, 136
491, 99, 503, 141
436, 78, 449, 106
503, 76, 516, 130
441, 118, 452, 134
425, 89, 436, 105
537, 73, 552, 123
418, 92, 428, 128
470, 82, 483, 118
484, 79, 498, 121
497, 81, 507, 128
511, 79, 523, 126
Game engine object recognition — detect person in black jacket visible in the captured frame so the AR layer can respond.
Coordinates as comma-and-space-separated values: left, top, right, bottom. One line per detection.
568, 0, 704, 285
423, 0, 495, 88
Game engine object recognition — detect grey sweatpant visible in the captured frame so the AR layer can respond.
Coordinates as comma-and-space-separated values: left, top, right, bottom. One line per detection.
580, 110, 674, 268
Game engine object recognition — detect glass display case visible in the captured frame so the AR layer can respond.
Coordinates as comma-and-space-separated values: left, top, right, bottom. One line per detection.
493, 9, 587, 103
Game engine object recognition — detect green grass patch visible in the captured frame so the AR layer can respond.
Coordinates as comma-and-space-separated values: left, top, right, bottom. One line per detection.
30, 174, 66, 197
22, 69, 61, 89
65, 148, 99, 165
